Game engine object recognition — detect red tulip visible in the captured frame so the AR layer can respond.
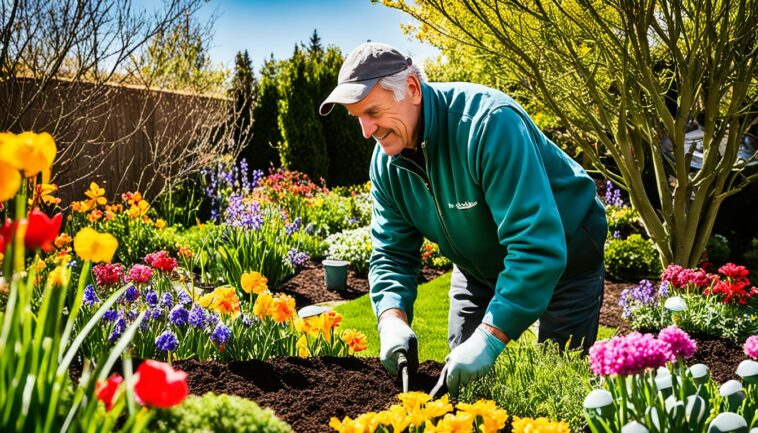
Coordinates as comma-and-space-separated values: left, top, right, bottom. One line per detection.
133, 360, 188, 408
24, 210, 61, 252
95, 374, 123, 411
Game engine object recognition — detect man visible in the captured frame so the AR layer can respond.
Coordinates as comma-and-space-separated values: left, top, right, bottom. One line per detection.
320, 42, 606, 399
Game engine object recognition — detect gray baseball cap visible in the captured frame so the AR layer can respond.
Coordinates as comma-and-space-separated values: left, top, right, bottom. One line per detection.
319, 42, 412, 116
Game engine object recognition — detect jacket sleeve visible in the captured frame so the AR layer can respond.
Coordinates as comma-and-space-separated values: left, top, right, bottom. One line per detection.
476, 107, 567, 340
368, 171, 424, 324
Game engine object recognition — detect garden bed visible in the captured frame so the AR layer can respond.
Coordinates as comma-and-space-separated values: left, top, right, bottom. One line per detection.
174, 356, 444, 433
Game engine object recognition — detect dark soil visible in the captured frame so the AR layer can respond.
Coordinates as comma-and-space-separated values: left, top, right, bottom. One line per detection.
276, 259, 447, 307
174, 356, 444, 433
598, 280, 743, 384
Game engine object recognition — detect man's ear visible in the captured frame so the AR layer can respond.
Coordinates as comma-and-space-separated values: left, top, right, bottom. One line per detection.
407, 75, 422, 104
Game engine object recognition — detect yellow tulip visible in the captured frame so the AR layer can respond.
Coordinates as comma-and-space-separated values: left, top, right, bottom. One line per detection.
73, 227, 118, 263
0, 131, 57, 178
422, 395, 453, 419
253, 292, 273, 319
398, 391, 431, 412
0, 160, 21, 201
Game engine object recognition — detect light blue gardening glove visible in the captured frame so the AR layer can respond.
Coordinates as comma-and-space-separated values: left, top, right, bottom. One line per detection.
446, 327, 506, 399
378, 316, 418, 377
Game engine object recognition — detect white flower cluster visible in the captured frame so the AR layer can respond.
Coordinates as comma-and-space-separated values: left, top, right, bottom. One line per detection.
325, 226, 372, 275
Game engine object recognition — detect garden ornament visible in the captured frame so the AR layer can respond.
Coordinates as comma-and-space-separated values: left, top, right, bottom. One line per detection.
297, 305, 330, 319
707, 412, 748, 433
736, 359, 758, 385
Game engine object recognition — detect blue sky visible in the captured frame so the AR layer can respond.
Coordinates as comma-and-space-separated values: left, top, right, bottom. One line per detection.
192, 0, 440, 70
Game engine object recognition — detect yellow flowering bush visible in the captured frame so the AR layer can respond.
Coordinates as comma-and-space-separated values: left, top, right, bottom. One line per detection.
511, 416, 570, 433
329, 393, 512, 433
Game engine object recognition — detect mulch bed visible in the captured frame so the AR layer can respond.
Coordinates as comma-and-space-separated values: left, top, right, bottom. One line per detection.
276, 259, 447, 307
175, 357, 444, 433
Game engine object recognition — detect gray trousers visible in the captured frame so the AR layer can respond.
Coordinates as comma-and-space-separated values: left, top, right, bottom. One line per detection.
448, 198, 606, 353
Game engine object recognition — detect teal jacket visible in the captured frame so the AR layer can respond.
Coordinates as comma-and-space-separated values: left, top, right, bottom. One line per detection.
368, 82, 598, 340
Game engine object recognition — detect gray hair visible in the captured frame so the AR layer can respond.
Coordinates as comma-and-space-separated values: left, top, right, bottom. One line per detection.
377, 62, 427, 101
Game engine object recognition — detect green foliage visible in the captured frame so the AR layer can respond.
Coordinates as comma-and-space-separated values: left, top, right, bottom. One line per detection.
152, 174, 208, 229
246, 55, 281, 171
670, 293, 758, 343
606, 205, 642, 238
704, 234, 731, 267
605, 234, 662, 282
325, 226, 373, 276
146, 393, 292, 433
747, 238, 758, 278
462, 341, 591, 433
172, 223, 225, 285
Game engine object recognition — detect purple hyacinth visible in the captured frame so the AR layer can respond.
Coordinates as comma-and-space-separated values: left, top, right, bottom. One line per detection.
126, 308, 139, 321
103, 309, 119, 322
160, 292, 174, 309
83, 284, 100, 306
177, 290, 192, 306
241, 314, 253, 327
286, 217, 302, 236
188, 305, 207, 328
251, 169, 264, 189
155, 330, 179, 352
658, 281, 670, 298
145, 289, 159, 308
169, 305, 189, 327
287, 248, 310, 269
223, 193, 264, 230
124, 284, 139, 302
604, 180, 625, 207
211, 322, 232, 345
206, 312, 220, 329
613, 230, 621, 239
109, 318, 126, 343
619, 279, 658, 318
149, 307, 164, 321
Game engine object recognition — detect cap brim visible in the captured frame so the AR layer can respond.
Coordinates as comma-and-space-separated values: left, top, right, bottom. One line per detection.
319, 78, 380, 116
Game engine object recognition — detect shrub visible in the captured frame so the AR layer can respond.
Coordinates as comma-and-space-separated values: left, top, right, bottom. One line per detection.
745, 237, 758, 277
421, 239, 452, 270
463, 340, 591, 433
146, 393, 292, 433
326, 226, 372, 276
605, 234, 662, 282
703, 233, 731, 268
605, 205, 642, 238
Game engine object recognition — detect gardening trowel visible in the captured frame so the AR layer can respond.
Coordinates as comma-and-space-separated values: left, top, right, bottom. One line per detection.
397, 351, 410, 393
429, 364, 448, 400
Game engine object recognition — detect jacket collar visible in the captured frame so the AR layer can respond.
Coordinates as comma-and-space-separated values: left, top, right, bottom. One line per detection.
390, 82, 438, 165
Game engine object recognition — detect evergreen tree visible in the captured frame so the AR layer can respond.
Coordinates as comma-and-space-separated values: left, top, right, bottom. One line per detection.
247, 54, 282, 170
230, 50, 256, 161
308, 29, 323, 59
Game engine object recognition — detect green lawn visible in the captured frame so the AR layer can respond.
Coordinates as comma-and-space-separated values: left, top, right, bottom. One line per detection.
335, 271, 619, 362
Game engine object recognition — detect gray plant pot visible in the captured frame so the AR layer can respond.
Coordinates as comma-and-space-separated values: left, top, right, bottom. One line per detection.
323, 259, 350, 292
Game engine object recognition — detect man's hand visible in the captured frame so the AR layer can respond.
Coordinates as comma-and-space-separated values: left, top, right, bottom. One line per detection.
446, 326, 507, 399
378, 310, 418, 377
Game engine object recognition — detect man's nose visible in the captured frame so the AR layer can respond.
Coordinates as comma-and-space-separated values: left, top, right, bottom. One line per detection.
358, 117, 377, 139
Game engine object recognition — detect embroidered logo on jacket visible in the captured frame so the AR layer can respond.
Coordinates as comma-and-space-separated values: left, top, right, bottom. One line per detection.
448, 201, 478, 210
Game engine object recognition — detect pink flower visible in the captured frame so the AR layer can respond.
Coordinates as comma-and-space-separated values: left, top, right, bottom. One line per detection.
145, 250, 177, 274
744, 336, 758, 359
92, 263, 124, 287
658, 325, 697, 360
127, 264, 153, 284
662, 264, 714, 290
589, 332, 671, 377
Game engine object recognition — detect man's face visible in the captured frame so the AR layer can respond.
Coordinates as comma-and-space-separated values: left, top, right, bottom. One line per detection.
344, 76, 422, 157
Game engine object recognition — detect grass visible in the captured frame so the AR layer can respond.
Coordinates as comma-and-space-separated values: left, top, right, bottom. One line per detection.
336, 271, 620, 363
335, 272, 452, 362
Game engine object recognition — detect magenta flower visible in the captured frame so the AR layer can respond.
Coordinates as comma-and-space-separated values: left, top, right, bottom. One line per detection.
92, 263, 124, 287
744, 336, 758, 359
127, 264, 153, 284
589, 332, 671, 377
658, 325, 697, 360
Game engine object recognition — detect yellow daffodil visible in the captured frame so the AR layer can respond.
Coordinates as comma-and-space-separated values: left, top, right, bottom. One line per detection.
269, 293, 296, 323
155, 219, 166, 229
296, 335, 309, 357
74, 227, 117, 263
83, 182, 107, 211
253, 292, 273, 319
387, 405, 412, 433
422, 395, 453, 420
197, 286, 240, 318
457, 400, 508, 433
29, 183, 60, 206
127, 200, 150, 218
0, 131, 57, 179
429, 411, 475, 433
511, 416, 570, 433
340, 328, 367, 353
240, 271, 268, 294
398, 391, 432, 412
0, 160, 21, 201
47, 266, 68, 288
